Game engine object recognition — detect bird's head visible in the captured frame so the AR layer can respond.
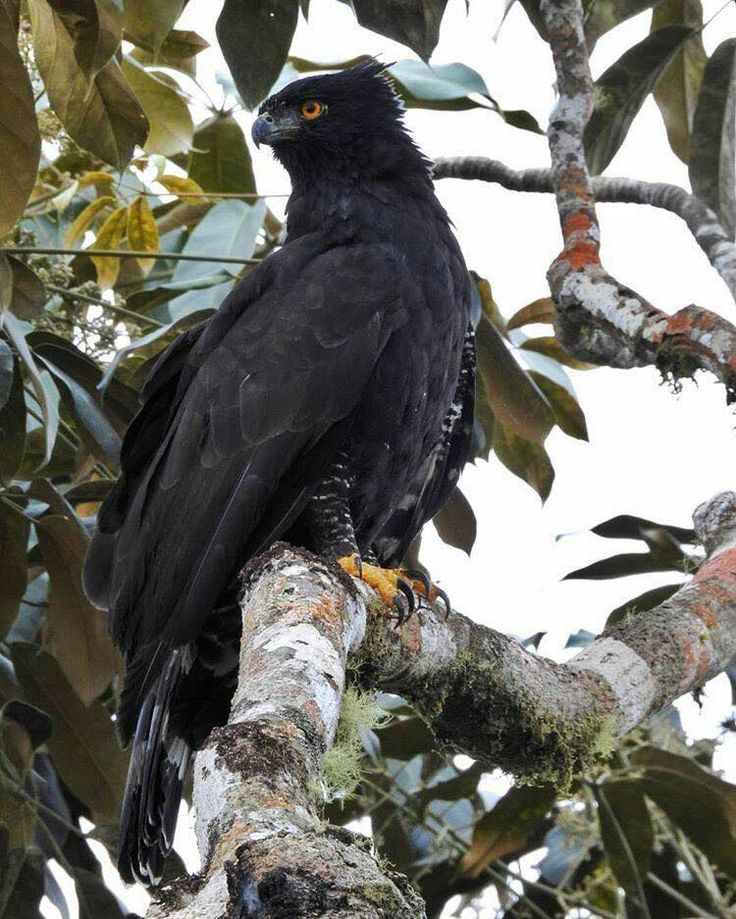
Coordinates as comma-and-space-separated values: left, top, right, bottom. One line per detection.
251, 60, 431, 185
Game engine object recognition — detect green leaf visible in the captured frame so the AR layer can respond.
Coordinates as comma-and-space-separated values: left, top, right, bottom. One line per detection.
48, 0, 122, 81
0, 1, 42, 239
459, 783, 555, 878
606, 582, 681, 626
216, 0, 299, 110
170, 199, 265, 286
352, 0, 449, 61
0, 502, 28, 639
689, 38, 736, 238
521, 336, 597, 370
388, 59, 497, 112
476, 313, 554, 445
35, 515, 119, 705
529, 372, 588, 441
651, 0, 707, 163
11, 643, 127, 826
596, 781, 653, 916
591, 514, 695, 543
182, 113, 256, 195
632, 746, 736, 876
564, 551, 683, 580
585, 0, 666, 49
2, 701, 52, 750
123, 0, 185, 54
2, 313, 57, 468
585, 26, 693, 174
29, 0, 148, 171
0, 355, 25, 485
492, 422, 555, 501
432, 486, 476, 555
0, 340, 12, 411
5, 258, 46, 321
121, 56, 193, 157
377, 717, 435, 759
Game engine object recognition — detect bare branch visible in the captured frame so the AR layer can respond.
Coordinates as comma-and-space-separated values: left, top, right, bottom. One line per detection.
467, 0, 736, 401
433, 157, 736, 302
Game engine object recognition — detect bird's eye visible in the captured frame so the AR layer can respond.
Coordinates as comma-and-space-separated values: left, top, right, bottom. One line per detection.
300, 100, 324, 121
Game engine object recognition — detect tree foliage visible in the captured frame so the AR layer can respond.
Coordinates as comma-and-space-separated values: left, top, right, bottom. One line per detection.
0, 1, 734, 917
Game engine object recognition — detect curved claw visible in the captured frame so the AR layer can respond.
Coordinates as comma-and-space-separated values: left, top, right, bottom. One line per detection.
393, 589, 410, 627
435, 586, 451, 619
404, 568, 432, 598
396, 577, 416, 615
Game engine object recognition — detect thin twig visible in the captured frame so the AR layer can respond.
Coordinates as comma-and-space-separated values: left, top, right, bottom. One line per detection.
47, 283, 165, 328
646, 872, 719, 919
4, 246, 260, 266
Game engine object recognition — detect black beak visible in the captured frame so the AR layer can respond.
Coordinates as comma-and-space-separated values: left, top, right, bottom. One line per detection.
252, 113, 276, 148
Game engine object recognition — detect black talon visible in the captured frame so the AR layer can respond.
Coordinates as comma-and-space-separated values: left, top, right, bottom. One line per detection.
396, 577, 416, 614
435, 586, 451, 619
405, 568, 431, 598
393, 590, 409, 627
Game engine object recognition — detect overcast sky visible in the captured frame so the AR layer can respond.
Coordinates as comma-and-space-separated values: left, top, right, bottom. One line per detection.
44, 2, 736, 916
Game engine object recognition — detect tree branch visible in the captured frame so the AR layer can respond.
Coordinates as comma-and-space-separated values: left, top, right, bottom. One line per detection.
433, 157, 736, 303
148, 546, 425, 919
436, 0, 736, 403
150, 492, 736, 916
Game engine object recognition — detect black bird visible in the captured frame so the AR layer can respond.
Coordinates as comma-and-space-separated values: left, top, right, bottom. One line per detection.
83, 60, 475, 886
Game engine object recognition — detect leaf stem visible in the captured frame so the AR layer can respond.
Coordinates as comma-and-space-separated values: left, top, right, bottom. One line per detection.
3, 246, 261, 266
46, 283, 165, 328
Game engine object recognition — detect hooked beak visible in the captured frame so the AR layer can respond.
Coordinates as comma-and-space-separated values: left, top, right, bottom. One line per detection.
251, 112, 298, 148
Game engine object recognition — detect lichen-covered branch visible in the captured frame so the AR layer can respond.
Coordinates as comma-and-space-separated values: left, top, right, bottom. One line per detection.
433, 157, 736, 302
454, 0, 736, 401
148, 546, 425, 919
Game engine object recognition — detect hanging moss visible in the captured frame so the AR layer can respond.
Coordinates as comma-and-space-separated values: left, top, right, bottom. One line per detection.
322, 687, 388, 798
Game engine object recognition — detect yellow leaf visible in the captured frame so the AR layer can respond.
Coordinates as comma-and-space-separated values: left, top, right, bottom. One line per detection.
91, 205, 127, 289
126, 195, 159, 275
158, 174, 205, 200
78, 171, 116, 194
64, 196, 116, 247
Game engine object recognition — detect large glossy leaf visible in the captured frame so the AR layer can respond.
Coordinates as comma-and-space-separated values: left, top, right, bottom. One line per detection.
591, 513, 695, 543
170, 199, 265, 285
182, 114, 256, 195
0, 503, 28, 639
388, 60, 496, 112
432, 486, 476, 555
123, 0, 185, 54
48, 0, 122, 81
632, 746, 736, 875
651, 0, 707, 163
35, 515, 119, 705
564, 550, 683, 580
2, 313, 57, 468
476, 313, 554, 445
606, 582, 681, 626
0, 355, 25, 485
5, 259, 46, 322
585, 0, 666, 48
121, 57, 193, 157
352, 0, 449, 61
29, 0, 148, 172
492, 422, 555, 501
585, 27, 692, 174
459, 783, 555, 878
216, 0, 299, 110
0, 2, 41, 239
11, 643, 127, 826
596, 781, 653, 916
689, 39, 736, 238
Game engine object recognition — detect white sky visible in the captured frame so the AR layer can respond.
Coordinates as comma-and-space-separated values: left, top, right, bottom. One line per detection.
43, 1, 736, 916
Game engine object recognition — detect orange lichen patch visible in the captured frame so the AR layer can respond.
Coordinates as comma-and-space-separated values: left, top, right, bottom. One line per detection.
563, 210, 595, 237
693, 549, 736, 584
310, 594, 341, 628
302, 698, 326, 733
337, 554, 405, 607
564, 241, 600, 268
666, 310, 696, 336
260, 793, 293, 810
688, 601, 718, 630
680, 638, 711, 689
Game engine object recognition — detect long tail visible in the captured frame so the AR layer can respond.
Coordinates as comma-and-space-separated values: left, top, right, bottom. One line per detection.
117, 648, 191, 886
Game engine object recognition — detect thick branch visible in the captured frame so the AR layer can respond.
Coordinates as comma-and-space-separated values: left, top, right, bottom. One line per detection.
148, 546, 424, 919
433, 157, 736, 302
460, 0, 736, 401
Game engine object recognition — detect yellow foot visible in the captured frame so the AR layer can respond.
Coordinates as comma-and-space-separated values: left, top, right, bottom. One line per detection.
337, 556, 451, 619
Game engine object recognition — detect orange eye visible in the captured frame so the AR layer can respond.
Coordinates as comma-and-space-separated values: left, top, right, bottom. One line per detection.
300, 100, 324, 121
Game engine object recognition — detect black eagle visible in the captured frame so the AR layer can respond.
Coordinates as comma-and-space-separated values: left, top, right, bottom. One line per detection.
83, 60, 475, 886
